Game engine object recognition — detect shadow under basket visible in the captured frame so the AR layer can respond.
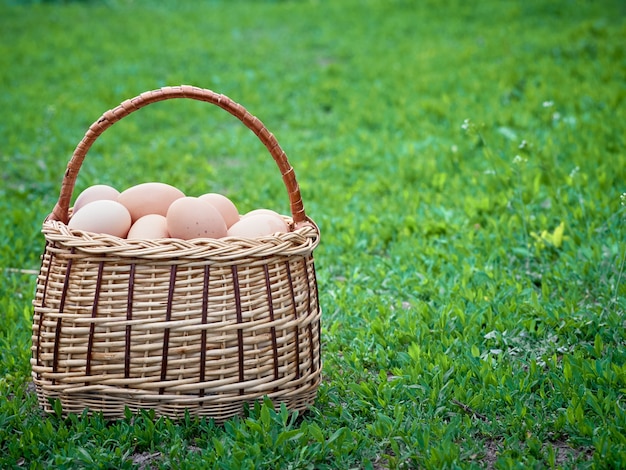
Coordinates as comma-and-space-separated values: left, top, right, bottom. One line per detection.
31, 86, 322, 421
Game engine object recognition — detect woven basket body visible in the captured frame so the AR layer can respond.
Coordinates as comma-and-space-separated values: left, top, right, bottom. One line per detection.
31, 86, 321, 421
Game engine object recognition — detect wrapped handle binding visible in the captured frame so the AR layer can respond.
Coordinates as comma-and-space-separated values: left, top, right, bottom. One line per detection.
50, 85, 307, 227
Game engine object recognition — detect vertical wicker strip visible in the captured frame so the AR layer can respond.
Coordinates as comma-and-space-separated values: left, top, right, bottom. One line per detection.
31, 86, 322, 421
85, 261, 104, 379
263, 264, 280, 389
199, 265, 210, 399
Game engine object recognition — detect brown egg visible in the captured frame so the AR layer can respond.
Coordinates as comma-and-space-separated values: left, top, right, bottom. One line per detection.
73, 184, 120, 214
67, 200, 131, 238
166, 197, 227, 240
226, 213, 288, 238
198, 193, 240, 228
118, 182, 185, 222
127, 214, 170, 240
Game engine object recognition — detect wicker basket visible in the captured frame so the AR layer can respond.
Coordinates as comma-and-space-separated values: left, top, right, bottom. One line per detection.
31, 85, 321, 421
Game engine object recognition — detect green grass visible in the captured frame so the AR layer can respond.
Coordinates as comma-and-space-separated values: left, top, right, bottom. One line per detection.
1, 0, 625, 468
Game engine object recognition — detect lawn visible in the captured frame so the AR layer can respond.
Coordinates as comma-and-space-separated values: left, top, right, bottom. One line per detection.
1, 0, 625, 468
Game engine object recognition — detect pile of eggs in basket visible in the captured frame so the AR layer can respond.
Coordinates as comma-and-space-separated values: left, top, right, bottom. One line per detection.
67, 183, 289, 240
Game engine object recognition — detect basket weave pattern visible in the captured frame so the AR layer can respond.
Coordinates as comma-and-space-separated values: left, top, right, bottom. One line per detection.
31, 86, 321, 421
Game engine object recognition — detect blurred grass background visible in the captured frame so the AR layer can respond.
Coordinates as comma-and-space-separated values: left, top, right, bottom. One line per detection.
1, 0, 625, 468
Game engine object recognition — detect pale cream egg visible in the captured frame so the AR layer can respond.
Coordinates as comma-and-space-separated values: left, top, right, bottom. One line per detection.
118, 182, 185, 222
166, 197, 227, 240
227, 212, 288, 238
67, 200, 132, 238
241, 208, 284, 220
72, 184, 120, 214
127, 214, 170, 240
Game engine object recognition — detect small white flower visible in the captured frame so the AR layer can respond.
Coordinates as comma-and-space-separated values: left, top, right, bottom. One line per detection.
451, 144, 458, 153
484, 330, 498, 340
512, 155, 524, 164
621, 192, 626, 206
569, 166, 580, 178
484, 169, 496, 175
543, 100, 554, 108
552, 112, 561, 121
519, 140, 528, 149
461, 119, 471, 131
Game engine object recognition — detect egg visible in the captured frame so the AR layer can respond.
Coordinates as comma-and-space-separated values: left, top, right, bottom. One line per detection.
118, 182, 185, 222
72, 184, 120, 214
227, 212, 288, 238
198, 193, 240, 228
166, 197, 227, 240
127, 214, 170, 240
241, 208, 284, 220
67, 200, 132, 238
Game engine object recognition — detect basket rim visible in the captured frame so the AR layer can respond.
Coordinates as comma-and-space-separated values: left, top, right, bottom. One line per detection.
41, 216, 320, 260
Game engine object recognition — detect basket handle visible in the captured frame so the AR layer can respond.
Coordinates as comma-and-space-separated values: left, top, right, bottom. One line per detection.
49, 85, 307, 227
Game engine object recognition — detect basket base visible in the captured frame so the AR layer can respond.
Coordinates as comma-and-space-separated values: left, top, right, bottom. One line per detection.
33, 375, 320, 422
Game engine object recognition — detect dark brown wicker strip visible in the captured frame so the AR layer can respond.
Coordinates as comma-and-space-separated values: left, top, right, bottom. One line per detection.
263, 263, 280, 386
52, 248, 75, 379
159, 265, 177, 394
85, 261, 105, 378
199, 264, 210, 398
124, 263, 136, 379
303, 259, 316, 376
231, 265, 245, 395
